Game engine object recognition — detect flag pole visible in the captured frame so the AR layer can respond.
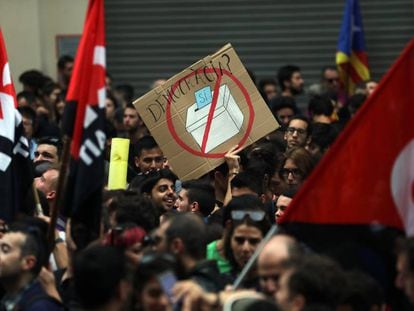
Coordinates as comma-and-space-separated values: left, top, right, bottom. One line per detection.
32, 182, 43, 217
233, 224, 278, 289
46, 136, 71, 254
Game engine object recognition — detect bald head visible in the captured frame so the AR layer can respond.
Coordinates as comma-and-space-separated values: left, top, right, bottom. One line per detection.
259, 235, 296, 265
258, 234, 300, 298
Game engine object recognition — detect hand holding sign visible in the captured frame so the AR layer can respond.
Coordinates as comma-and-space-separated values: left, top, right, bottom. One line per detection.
133, 44, 279, 180
225, 144, 242, 176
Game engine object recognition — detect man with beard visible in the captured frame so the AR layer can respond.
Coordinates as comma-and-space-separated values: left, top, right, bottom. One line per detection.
155, 213, 225, 293
277, 65, 304, 98
133, 135, 164, 174
176, 180, 216, 218
128, 135, 165, 184
57, 55, 73, 91
284, 116, 312, 151
140, 168, 178, 214
0, 222, 63, 310
308, 66, 340, 98
123, 103, 147, 144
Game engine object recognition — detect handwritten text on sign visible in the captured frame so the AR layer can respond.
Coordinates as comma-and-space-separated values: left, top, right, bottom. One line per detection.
145, 53, 232, 123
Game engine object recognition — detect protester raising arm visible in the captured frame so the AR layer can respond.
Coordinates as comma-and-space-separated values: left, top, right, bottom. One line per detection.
223, 145, 242, 207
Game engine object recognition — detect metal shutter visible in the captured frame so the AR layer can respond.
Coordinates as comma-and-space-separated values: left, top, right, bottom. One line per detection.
105, 0, 414, 99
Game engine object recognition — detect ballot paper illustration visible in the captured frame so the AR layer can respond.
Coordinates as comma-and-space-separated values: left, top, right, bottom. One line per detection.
186, 84, 244, 153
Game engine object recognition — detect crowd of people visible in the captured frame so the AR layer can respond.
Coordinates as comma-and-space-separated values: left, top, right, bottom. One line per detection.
3, 54, 414, 311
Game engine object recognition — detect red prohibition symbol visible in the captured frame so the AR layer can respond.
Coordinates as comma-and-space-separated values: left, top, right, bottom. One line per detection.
165, 68, 255, 159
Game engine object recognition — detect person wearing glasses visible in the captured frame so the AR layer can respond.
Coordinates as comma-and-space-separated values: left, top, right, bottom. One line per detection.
223, 195, 271, 288
279, 147, 316, 192
284, 116, 312, 152
308, 66, 340, 98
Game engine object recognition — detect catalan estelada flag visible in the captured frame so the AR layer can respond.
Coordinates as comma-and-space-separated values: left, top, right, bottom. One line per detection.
336, 0, 370, 95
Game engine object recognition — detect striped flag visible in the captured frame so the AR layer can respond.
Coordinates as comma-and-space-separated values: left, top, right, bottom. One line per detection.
62, 0, 106, 242
0, 29, 33, 221
336, 0, 370, 95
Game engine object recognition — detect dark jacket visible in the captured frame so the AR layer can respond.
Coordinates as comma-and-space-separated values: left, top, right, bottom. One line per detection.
15, 281, 63, 311
189, 260, 228, 292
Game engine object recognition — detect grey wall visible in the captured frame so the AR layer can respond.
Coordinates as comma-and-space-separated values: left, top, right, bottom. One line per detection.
105, 0, 414, 99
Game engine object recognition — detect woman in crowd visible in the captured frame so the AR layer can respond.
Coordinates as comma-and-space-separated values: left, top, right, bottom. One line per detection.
103, 223, 147, 267
53, 92, 66, 128
278, 147, 316, 192
223, 195, 271, 289
131, 252, 182, 311
105, 91, 119, 122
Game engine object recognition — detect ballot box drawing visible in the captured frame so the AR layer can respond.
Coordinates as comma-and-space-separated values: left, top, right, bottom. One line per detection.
186, 84, 244, 153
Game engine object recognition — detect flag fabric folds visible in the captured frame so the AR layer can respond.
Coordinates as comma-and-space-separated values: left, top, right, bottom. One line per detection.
63, 0, 106, 238
280, 38, 414, 304
280, 38, 414, 232
0, 29, 33, 222
336, 0, 370, 95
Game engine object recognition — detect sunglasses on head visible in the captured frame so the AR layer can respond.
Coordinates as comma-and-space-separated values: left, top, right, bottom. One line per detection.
231, 210, 266, 222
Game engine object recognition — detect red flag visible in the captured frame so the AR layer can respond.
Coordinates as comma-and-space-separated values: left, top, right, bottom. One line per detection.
63, 0, 106, 237
0, 29, 18, 146
279, 39, 414, 233
65, 0, 106, 156
279, 41, 414, 306
0, 29, 33, 221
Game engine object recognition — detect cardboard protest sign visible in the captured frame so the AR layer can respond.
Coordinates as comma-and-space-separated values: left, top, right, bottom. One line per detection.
133, 44, 279, 180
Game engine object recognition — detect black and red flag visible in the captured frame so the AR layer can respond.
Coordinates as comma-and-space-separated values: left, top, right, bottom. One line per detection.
0, 29, 33, 222
62, 0, 106, 241
279, 38, 414, 305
